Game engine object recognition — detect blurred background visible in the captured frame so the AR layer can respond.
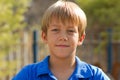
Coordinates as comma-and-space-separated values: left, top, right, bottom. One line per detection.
0, 0, 120, 80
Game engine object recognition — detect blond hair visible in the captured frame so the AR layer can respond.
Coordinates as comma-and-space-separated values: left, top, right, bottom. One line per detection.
41, 0, 87, 37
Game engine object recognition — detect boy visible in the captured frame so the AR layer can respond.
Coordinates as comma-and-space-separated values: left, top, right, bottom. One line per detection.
13, 0, 110, 80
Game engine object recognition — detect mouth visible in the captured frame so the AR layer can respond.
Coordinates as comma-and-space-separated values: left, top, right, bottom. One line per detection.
56, 45, 69, 47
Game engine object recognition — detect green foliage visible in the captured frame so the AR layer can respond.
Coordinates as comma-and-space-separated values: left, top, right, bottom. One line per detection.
75, 0, 120, 54
0, 0, 31, 79
76, 0, 120, 29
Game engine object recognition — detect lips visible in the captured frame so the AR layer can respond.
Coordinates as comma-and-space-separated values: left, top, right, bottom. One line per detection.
56, 45, 69, 47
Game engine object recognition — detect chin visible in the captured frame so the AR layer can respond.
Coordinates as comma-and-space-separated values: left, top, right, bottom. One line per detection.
55, 53, 72, 59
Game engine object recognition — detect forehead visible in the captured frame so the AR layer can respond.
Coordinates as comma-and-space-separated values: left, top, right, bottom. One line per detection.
49, 17, 77, 27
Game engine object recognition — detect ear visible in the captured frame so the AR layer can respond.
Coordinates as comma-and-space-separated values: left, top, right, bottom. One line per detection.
77, 33, 85, 46
41, 31, 48, 44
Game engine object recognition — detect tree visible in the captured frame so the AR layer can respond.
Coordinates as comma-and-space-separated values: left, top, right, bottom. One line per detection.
76, 0, 120, 47
76, 0, 120, 30
0, 0, 31, 79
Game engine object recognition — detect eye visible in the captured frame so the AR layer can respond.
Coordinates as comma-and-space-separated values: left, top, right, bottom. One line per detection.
51, 28, 60, 33
51, 29, 59, 31
68, 30, 75, 32
67, 29, 76, 33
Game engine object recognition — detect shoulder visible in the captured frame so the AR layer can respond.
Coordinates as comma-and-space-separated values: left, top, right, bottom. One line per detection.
75, 56, 110, 80
12, 56, 49, 80
89, 64, 110, 80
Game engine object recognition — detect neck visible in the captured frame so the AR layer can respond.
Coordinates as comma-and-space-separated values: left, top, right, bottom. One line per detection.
49, 55, 76, 80
49, 55, 76, 70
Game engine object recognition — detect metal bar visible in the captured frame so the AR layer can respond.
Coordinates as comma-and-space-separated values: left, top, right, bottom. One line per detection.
33, 30, 38, 63
107, 28, 113, 73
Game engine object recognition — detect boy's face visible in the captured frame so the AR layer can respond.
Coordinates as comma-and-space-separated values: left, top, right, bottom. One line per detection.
42, 18, 85, 59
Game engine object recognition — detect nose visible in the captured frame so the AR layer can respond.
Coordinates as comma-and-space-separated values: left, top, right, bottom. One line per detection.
59, 32, 68, 41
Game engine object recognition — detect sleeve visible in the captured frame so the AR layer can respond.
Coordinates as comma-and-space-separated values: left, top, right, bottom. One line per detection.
93, 67, 111, 80
12, 65, 30, 80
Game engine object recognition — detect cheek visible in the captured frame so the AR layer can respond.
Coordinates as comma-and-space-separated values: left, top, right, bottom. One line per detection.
73, 34, 79, 41
47, 34, 56, 42
70, 36, 79, 45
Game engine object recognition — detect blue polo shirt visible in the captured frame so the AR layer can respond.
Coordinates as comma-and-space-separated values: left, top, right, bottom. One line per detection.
12, 56, 110, 80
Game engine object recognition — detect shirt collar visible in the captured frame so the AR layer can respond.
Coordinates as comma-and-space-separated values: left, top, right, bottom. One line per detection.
73, 56, 93, 78
36, 56, 93, 78
36, 56, 51, 77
